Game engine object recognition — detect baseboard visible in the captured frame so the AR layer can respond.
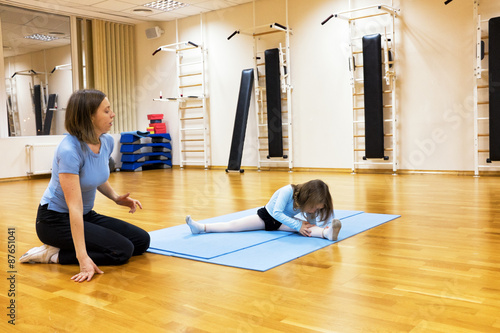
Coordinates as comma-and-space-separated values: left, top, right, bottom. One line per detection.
170, 164, 500, 176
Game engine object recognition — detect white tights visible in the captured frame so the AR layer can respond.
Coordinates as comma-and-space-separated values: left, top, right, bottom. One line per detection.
204, 214, 326, 238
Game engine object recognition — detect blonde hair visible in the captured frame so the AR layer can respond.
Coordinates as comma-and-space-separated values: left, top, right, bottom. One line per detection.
65, 89, 106, 144
291, 179, 333, 221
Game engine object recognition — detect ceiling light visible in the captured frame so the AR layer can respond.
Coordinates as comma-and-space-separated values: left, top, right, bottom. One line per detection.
24, 34, 59, 42
133, 8, 153, 13
143, 0, 189, 12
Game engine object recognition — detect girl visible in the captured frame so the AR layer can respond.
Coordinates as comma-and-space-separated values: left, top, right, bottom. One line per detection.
20, 89, 150, 282
186, 179, 342, 241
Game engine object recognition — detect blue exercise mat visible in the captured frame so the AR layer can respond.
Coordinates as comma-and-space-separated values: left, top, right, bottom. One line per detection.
147, 209, 399, 271
148, 208, 362, 259
149, 208, 289, 259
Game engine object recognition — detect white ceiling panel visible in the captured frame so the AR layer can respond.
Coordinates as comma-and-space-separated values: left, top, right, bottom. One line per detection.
147, 10, 188, 21
193, 0, 243, 11
168, 4, 212, 16
119, 0, 155, 5
92, 0, 137, 11
226, 0, 252, 4
53, 0, 103, 4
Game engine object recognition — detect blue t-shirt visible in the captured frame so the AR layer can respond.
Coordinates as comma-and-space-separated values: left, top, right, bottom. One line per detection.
265, 185, 333, 231
40, 134, 113, 214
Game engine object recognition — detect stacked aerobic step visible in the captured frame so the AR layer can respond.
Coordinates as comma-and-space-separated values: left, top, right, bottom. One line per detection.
120, 131, 172, 171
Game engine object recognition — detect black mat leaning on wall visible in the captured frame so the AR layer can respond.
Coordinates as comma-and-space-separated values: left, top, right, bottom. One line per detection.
362, 34, 385, 159
42, 94, 57, 135
265, 48, 284, 158
489, 17, 500, 162
226, 69, 254, 173
33, 84, 43, 136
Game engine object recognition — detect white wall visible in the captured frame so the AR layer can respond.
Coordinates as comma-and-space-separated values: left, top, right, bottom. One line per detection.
134, 19, 178, 163
0, 134, 122, 179
0, 136, 64, 179
132, 0, 499, 172
397, 0, 473, 171
289, 0, 352, 169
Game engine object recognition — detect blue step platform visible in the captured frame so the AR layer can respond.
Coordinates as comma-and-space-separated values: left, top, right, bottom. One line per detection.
120, 131, 171, 143
121, 152, 172, 163
120, 131, 172, 172
120, 142, 172, 153
121, 159, 172, 171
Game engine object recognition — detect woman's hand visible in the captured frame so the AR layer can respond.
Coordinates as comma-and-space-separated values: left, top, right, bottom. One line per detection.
115, 193, 143, 213
299, 221, 313, 237
97, 182, 142, 213
71, 256, 104, 282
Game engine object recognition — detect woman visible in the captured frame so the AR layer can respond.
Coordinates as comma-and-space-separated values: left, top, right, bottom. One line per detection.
20, 89, 150, 282
186, 179, 342, 241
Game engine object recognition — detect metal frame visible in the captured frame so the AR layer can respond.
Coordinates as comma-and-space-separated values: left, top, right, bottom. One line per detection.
473, 0, 500, 176
5, 77, 20, 136
153, 15, 210, 169
249, 0, 293, 171
324, 1, 399, 174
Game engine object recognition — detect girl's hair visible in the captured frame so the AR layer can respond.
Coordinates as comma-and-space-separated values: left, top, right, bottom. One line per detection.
65, 89, 106, 144
291, 179, 333, 221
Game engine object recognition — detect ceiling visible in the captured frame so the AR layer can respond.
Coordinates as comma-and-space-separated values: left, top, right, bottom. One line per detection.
1, 0, 252, 57
5, 0, 253, 23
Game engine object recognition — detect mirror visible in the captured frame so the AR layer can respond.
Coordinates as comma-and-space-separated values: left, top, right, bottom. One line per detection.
1, 4, 72, 136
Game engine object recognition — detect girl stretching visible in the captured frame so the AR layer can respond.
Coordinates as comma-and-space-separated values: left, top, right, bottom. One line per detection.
186, 179, 342, 241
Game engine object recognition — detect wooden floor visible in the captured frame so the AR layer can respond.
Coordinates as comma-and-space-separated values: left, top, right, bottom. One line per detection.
2, 168, 500, 332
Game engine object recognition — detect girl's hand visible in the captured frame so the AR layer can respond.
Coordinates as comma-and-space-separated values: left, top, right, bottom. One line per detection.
115, 193, 143, 213
299, 222, 313, 237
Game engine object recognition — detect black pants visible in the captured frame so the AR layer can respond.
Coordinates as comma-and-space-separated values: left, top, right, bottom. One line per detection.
36, 204, 150, 265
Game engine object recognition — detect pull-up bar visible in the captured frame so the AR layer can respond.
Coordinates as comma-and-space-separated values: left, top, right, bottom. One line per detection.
321, 15, 334, 25
227, 23, 288, 40
321, 4, 397, 25
228, 31, 239, 40
50, 64, 71, 73
11, 69, 42, 78
152, 41, 199, 56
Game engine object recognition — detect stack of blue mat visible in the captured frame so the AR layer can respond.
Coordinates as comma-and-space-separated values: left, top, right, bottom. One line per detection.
148, 208, 400, 271
120, 131, 172, 171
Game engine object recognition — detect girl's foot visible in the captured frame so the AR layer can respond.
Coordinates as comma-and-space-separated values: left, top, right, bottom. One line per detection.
20, 244, 59, 263
324, 219, 342, 241
186, 215, 205, 234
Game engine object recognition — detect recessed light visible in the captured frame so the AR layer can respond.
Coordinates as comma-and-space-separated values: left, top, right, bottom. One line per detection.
143, 0, 189, 12
24, 34, 59, 42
